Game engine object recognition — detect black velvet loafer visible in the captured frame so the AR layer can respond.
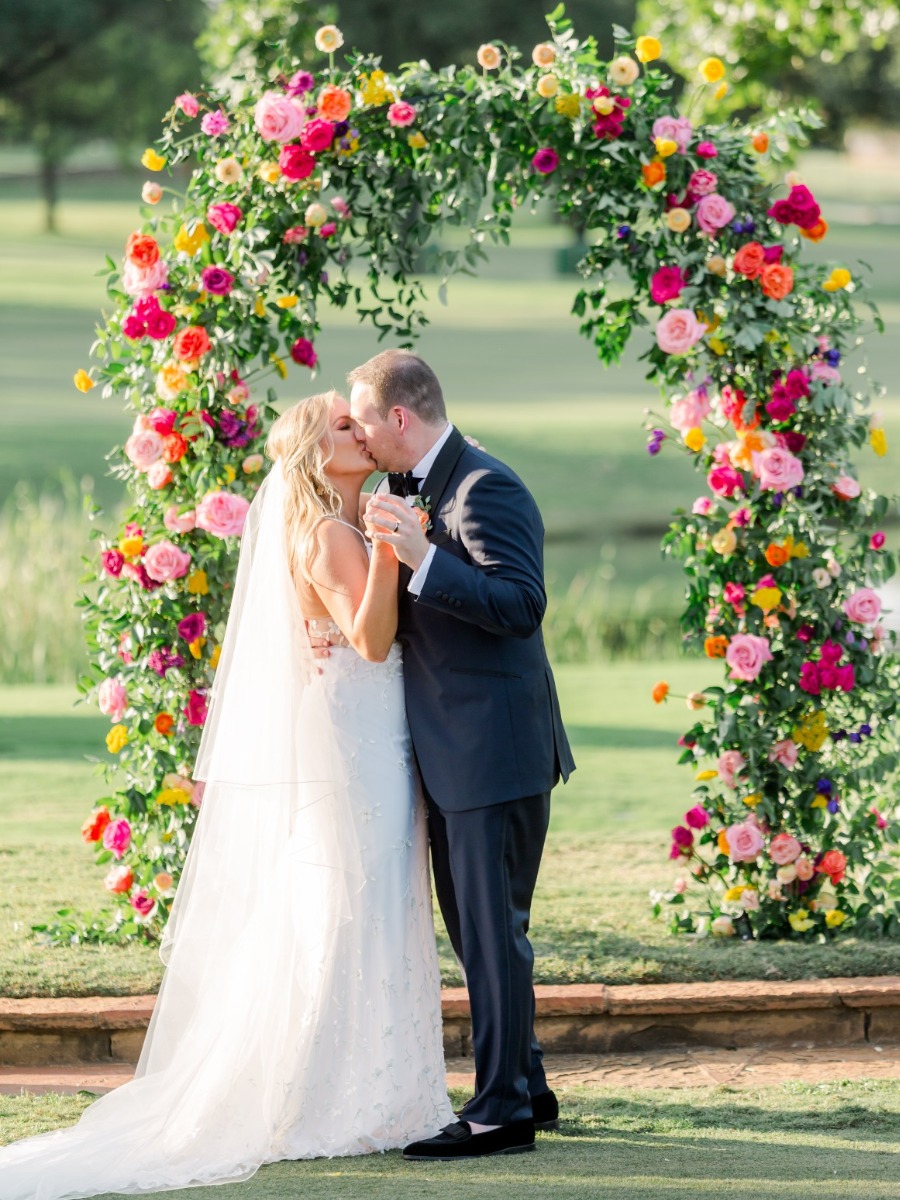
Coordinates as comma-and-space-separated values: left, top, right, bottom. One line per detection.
402, 1119, 536, 1161
531, 1088, 560, 1131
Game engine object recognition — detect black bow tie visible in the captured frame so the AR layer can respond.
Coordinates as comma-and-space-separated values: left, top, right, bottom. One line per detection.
388, 470, 421, 497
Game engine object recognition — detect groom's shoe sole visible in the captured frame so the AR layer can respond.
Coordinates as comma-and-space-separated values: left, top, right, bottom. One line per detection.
403, 1144, 535, 1161
403, 1119, 536, 1161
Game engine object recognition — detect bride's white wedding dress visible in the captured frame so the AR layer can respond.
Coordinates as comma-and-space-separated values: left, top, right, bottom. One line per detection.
0, 467, 453, 1198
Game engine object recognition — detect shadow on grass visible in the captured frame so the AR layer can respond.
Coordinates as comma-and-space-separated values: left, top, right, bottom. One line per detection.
0, 714, 105, 762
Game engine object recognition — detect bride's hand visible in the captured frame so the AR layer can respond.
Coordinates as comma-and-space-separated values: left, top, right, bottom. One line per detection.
464, 434, 485, 450
365, 495, 429, 570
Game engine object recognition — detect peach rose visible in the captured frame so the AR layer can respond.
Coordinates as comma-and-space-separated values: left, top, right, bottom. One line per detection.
143, 539, 192, 582
725, 820, 765, 862
769, 832, 802, 865
254, 91, 306, 142
318, 84, 352, 122
795, 857, 814, 881
105, 865, 134, 894
477, 44, 501, 70
655, 308, 707, 355
843, 587, 882, 625
147, 460, 173, 490
195, 490, 251, 538
669, 389, 711, 433
760, 263, 794, 301
165, 506, 197, 533
532, 42, 556, 67
124, 429, 164, 472
156, 362, 188, 401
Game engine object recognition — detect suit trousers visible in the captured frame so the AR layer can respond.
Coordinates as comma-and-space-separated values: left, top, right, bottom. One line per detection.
425, 790, 551, 1126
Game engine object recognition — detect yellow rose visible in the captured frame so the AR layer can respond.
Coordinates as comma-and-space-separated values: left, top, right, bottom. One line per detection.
156, 361, 188, 401
722, 885, 747, 902
711, 527, 737, 555
699, 56, 726, 83
870, 428, 888, 457
788, 909, 816, 932
209, 643, 222, 670
314, 24, 344, 53
708, 337, 728, 356
270, 354, 288, 380
707, 255, 727, 277
141, 148, 166, 171
222, 464, 237, 484
824, 909, 847, 928
214, 157, 243, 185
654, 137, 678, 158
666, 207, 691, 232
119, 534, 144, 557
532, 43, 556, 68
635, 35, 662, 63
554, 93, 581, 119
254, 296, 267, 318
257, 161, 281, 184
823, 267, 852, 292
609, 56, 639, 87
407, 131, 428, 150
276, 295, 299, 308
536, 73, 559, 98
742, 793, 763, 808
684, 427, 706, 452
73, 369, 95, 392
187, 569, 209, 596
174, 222, 209, 256
106, 724, 128, 754
477, 44, 501, 70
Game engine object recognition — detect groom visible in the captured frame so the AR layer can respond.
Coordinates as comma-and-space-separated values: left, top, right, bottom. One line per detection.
348, 349, 575, 1161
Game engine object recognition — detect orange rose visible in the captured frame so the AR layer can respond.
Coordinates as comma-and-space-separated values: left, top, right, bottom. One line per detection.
651, 680, 669, 704
732, 241, 765, 279
717, 829, 730, 855
764, 543, 789, 568
163, 432, 189, 463
173, 325, 212, 361
126, 232, 160, 268
760, 263, 794, 301
704, 635, 728, 658
751, 132, 769, 153
642, 160, 666, 188
155, 713, 175, 736
800, 219, 828, 243
318, 84, 352, 122
816, 848, 847, 884
81, 805, 112, 843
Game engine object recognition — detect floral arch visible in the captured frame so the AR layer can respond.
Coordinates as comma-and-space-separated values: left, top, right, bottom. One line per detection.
67, 9, 899, 946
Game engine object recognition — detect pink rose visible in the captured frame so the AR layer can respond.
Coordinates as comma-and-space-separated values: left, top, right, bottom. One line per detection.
655, 308, 707, 355
102, 548, 125, 577
725, 820, 765, 862
143, 539, 192, 582
207, 202, 243, 234
531, 147, 559, 175
652, 115, 693, 153
98, 677, 128, 722
707, 465, 744, 498
103, 817, 131, 859
331, 196, 350, 219
148, 407, 177, 435
279, 144, 316, 181
164, 505, 196, 533
669, 388, 710, 432
740, 889, 760, 912
122, 258, 168, 298
752, 446, 804, 491
832, 474, 860, 501
147, 461, 173, 490
769, 833, 802, 865
768, 739, 799, 769
685, 805, 710, 829
717, 750, 746, 789
670, 824, 694, 859
725, 633, 773, 682
318, 221, 337, 239
688, 169, 717, 195
871, 531, 886, 550
300, 118, 335, 152
124, 429, 164, 472
195, 490, 250, 538
254, 91, 306, 142
185, 689, 208, 726
201, 266, 234, 295
696, 141, 718, 158
175, 93, 199, 118
844, 588, 882, 625
201, 110, 230, 136
651, 265, 687, 305
388, 101, 418, 128
808, 361, 841, 385
130, 888, 157, 918
723, 581, 745, 607
696, 193, 736, 234
692, 496, 713, 515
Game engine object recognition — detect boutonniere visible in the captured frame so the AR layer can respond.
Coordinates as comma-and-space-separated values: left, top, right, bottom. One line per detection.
408, 493, 432, 532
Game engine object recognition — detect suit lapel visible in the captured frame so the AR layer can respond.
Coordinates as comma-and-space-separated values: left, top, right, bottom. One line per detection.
420, 426, 466, 516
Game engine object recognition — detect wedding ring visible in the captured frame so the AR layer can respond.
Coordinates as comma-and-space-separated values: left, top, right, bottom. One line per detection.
393, 520, 400, 532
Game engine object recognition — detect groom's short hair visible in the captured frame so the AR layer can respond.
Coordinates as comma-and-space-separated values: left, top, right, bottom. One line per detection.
348, 350, 446, 424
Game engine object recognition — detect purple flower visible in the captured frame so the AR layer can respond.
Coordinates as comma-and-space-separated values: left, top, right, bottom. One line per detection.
286, 69, 315, 95
849, 732, 862, 744
617, 224, 631, 239
827, 798, 840, 813
824, 349, 841, 366
860, 723, 872, 736
816, 778, 833, 794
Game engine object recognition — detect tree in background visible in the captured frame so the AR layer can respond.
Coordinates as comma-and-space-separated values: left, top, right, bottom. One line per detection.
199, 0, 326, 80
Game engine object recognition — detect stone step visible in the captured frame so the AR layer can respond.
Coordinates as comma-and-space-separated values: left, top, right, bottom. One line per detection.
2, 978, 899, 1068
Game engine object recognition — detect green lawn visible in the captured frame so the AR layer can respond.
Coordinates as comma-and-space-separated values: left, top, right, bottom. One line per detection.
4, 1081, 900, 1199
3, 667, 899, 998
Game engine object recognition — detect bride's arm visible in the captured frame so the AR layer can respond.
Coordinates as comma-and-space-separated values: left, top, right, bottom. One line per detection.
305, 522, 399, 662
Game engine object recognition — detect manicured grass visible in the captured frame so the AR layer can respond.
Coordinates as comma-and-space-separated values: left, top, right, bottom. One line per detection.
4, 1081, 900, 1199
3, 669, 899, 998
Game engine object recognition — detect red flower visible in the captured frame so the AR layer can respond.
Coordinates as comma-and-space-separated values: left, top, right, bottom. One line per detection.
81, 806, 112, 843
816, 849, 847, 885
125, 232, 160, 268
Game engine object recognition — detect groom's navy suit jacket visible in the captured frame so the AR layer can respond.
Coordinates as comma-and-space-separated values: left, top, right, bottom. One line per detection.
395, 427, 575, 811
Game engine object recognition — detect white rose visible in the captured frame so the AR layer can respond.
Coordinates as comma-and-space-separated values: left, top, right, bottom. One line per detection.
813, 568, 832, 589
609, 55, 639, 86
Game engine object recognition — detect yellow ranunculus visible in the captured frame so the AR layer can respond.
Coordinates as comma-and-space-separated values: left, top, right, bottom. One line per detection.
707, 255, 727, 277
788, 909, 815, 932
684, 427, 706, 452
257, 161, 281, 184
722, 885, 747, 902
789, 540, 810, 558
554, 93, 581, 119
119, 534, 144, 557
695, 769, 718, 781
635, 35, 662, 63
254, 296, 267, 318
823, 267, 852, 292
187, 569, 209, 596
174, 222, 209, 256
742, 793, 762, 808
215, 157, 243, 184
270, 354, 288, 380
714, 82, 728, 100
751, 586, 782, 613
73, 369, 95, 392
870, 428, 888, 457
699, 57, 725, 83
222, 464, 237, 484
666, 207, 691, 232
141, 148, 166, 171
106, 724, 128, 754
359, 69, 394, 106
188, 636, 207, 660
609, 56, 639, 87
276, 295, 299, 308
209, 644, 221, 670
536, 73, 559, 98
407, 131, 428, 150
654, 137, 678, 158
824, 909, 847, 928
156, 787, 189, 807
708, 337, 727, 356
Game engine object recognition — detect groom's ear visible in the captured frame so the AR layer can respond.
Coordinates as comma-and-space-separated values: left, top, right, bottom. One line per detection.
391, 405, 411, 432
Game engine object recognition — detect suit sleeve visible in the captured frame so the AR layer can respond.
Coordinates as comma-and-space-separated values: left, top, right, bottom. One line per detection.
413, 469, 546, 638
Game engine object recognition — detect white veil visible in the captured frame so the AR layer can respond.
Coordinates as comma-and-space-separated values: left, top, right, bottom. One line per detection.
0, 460, 367, 1198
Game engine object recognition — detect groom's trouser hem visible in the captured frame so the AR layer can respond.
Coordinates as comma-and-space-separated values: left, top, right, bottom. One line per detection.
426, 790, 550, 1126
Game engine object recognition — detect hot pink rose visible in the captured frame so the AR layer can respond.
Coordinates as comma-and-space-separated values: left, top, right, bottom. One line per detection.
102, 817, 131, 859
685, 805, 710, 829
651, 265, 687, 305
148, 407, 177, 435
669, 388, 710, 432
185, 689, 208, 726
98, 677, 128, 722
752, 446, 804, 492
290, 337, 317, 367
122, 258, 168, 298
300, 118, 335, 152
200, 266, 234, 295
696, 193, 736, 234
207, 202, 243, 234
843, 588, 882, 625
717, 750, 746, 789
124, 429, 164, 472
254, 91, 306, 142
655, 308, 707, 355
707, 465, 744, 498
652, 115, 693, 153
175, 93, 199, 118
696, 141, 718, 158
102, 548, 125, 577
725, 633, 773, 682
832, 474, 860, 501
164, 505, 197, 533
130, 888, 157, 918
195, 490, 250, 538
725, 820, 765, 862
279, 144, 316, 181
531, 147, 559, 175
871, 531, 886, 550
688, 169, 717, 196
143, 539, 192, 582
388, 101, 418, 128
768, 739, 799, 769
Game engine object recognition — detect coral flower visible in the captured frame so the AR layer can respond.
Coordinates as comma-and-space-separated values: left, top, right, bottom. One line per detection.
652, 680, 669, 703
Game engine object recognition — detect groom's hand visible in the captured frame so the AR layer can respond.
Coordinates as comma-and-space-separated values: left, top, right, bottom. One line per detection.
365, 495, 429, 571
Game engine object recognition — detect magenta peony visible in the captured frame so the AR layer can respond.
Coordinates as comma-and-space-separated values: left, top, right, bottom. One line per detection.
707, 464, 744, 498
278, 144, 316, 181
195, 490, 250, 537
200, 266, 235, 295
725, 820, 765, 862
177, 612, 207, 643
655, 308, 707, 355
300, 118, 335, 152
650, 265, 687, 305
143, 539, 192, 582
685, 805, 710, 829
290, 336, 318, 367
767, 183, 821, 230
725, 633, 773, 682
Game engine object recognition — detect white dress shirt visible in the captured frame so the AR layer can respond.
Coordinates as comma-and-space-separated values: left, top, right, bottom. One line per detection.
405, 423, 452, 595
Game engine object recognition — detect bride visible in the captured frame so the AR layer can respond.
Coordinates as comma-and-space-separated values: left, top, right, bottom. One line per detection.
0, 391, 454, 1197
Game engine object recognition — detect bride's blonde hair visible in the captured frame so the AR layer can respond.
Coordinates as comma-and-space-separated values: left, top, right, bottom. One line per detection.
265, 391, 342, 580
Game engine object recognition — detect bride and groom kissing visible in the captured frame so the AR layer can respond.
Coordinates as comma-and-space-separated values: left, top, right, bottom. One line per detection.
0, 348, 575, 1196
